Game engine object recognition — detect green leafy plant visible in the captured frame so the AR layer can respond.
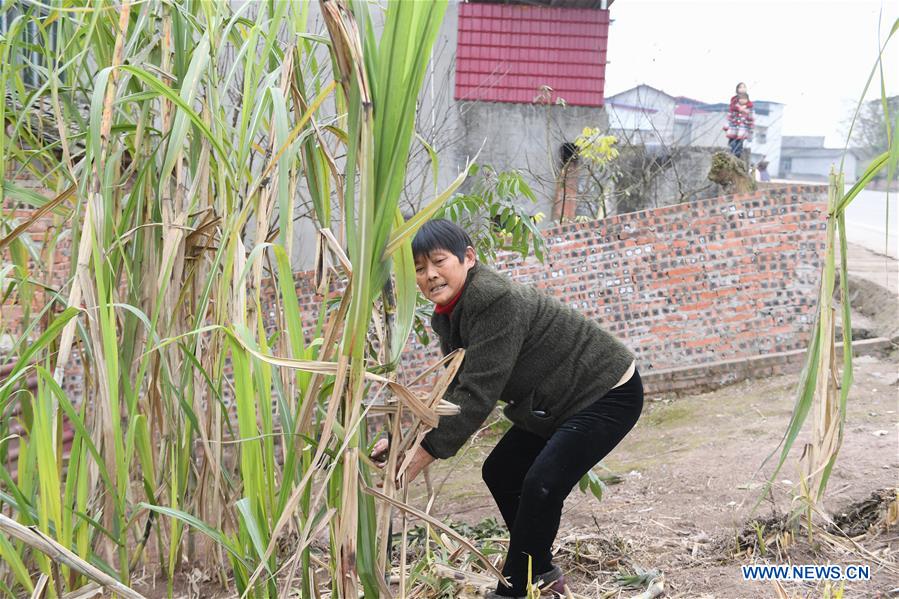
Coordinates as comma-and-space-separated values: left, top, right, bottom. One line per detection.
0, 1, 485, 598
567, 126, 622, 219
615, 565, 662, 589
577, 464, 622, 501
439, 165, 547, 263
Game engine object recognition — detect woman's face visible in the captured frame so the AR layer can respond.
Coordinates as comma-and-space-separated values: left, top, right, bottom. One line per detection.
737, 83, 747, 95
414, 247, 476, 305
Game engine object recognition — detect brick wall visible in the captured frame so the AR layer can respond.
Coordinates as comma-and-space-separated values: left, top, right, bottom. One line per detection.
1, 207, 72, 338
401, 184, 827, 378
4, 184, 828, 399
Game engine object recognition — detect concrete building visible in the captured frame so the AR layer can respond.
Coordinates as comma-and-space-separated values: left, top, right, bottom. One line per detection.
779, 136, 858, 182
605, 84, 785, 176
605, 84, 677, 147
417, 0, 615, 222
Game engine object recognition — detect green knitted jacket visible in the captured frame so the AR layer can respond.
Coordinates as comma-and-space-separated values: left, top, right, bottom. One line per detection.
421, 263, 636, 459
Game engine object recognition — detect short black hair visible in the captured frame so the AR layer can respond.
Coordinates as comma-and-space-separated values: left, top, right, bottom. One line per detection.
412, 219, 474, 262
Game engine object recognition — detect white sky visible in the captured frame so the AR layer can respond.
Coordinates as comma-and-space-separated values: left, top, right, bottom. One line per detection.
605, 0, 899, 147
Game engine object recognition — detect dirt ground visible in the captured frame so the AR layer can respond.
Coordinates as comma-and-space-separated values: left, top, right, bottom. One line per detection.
132, 349, 898, 599
130, 244, 898, 598
412, 350, 899, 598
132, 351, 898, 599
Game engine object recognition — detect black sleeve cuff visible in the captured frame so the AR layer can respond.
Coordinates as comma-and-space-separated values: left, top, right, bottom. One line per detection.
419, 437, 440, 460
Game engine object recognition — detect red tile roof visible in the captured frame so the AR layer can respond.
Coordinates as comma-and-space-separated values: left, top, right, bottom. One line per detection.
455, 2, 609, 106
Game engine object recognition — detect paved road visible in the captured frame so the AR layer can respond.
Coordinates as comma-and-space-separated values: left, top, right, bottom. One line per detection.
844, 188, 898, 259
846, 241, 898, 299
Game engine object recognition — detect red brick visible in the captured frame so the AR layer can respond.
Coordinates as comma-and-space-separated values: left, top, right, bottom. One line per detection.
685, 337, 720, 349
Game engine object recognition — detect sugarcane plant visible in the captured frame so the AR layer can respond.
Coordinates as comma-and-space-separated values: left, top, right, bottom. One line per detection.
761, 16, 898, 514
0, 0, 498, 597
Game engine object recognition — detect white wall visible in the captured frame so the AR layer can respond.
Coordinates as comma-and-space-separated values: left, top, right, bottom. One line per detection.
788, 154, 857, 181
606, 86, 676, 146
687, 111, 727, 147
752, 103, 784, 177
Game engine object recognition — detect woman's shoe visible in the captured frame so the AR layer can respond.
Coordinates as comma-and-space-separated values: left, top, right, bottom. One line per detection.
485, 565, 567, 598
536, 565, 567, 596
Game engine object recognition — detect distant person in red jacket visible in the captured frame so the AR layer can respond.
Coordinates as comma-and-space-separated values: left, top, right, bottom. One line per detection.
725, 82, 754, 158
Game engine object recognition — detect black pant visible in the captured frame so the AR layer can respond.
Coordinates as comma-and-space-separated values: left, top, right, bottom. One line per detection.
728, 137, 744, 157
482, 370, 644, 595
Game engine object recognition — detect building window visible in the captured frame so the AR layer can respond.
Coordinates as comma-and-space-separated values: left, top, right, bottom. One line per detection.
781, 158, 792, 173
756, 126, 767, 145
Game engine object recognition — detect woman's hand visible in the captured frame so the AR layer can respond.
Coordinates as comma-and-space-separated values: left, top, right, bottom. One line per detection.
370, 438, 435, 486
370, 437, 390, 468
400, 445, 435, 486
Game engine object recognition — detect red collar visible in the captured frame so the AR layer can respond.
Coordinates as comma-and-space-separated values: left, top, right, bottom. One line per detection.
434, 287, 464, 315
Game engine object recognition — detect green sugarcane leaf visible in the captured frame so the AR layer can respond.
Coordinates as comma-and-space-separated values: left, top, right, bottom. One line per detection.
34, 365, 114, 489
229, 337, 263, 508
416, 132, 440, 195
271, 246, 309, 385
133, 414, 156, 501
0, 308, 79, 399
757, 320, 822, 505
886, 109, 899, 197
837, 151, 889, 212
0, 533, 33, 593
759, 174, 839, 506
120, 65, 230, 176
270, 87, 293, 248
160, 31, 211, 185
817, 209, 855, 498
32, 377, 63, 534
139, 503, 248, 568
0, 181, 67, 213
388, 206, 416, 365
235, 498, 272, 574
384, 159, 474, 257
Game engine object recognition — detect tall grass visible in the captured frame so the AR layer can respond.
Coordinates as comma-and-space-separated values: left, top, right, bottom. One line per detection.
761, 16, 898, 510
0, 0, 468, 596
